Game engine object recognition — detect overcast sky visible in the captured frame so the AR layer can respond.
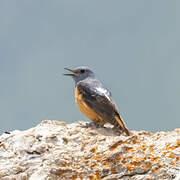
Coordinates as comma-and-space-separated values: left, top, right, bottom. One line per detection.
0, 1, 179, 134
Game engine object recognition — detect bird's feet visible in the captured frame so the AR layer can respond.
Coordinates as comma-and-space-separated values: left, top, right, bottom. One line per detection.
112, 126, 124, 135
84, 122, 105, 129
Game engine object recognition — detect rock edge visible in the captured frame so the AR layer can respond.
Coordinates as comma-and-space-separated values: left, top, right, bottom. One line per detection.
0, 120, 179, 180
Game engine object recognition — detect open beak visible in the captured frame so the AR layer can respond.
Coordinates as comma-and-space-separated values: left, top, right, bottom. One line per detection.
63, 68, 79, 76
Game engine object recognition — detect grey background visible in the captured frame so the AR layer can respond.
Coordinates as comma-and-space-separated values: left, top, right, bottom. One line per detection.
0, 1, 179, 135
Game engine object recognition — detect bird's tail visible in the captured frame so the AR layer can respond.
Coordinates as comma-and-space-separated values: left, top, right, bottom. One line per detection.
114, 115, 130, 136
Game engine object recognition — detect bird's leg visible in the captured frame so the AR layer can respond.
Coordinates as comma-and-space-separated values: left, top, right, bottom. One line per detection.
93, 120, 106, 128
85, 121, 105, 128
84, 122, 95, 128
95, 122, 105, 128
112, 126, 123, 135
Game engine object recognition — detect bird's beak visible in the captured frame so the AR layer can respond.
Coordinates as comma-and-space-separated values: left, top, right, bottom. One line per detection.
63, 68, 79, 76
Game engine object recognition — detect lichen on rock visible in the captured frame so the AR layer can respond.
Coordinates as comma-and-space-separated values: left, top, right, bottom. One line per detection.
0, 120, 179, 180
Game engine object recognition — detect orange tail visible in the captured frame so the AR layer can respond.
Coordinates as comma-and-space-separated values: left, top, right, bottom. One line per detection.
114, 115, 130, 136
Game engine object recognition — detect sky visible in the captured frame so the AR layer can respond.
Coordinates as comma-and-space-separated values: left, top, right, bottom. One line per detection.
0, 0, 179, 134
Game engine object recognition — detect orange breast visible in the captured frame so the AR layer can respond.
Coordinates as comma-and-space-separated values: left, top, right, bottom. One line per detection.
75, 86, 105, 124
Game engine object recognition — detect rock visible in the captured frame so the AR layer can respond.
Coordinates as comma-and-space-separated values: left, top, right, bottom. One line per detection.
0, 120, 179, 180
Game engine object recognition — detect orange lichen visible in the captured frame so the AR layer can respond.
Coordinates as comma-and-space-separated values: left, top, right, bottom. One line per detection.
132, 136, 138, 144
101, 155, 108, 161
95, 171, 100, 180
90, 148, 96, 153
130, 161, 141, 166
163, 151, 168, 156
141, 140, 146, 144
176, 157, 179, 161
167, 146, 177, 150
109, 140, 123, 151
124, 146, 133, 151
135, 157, 146, 161
121, 157, 126, 164
61, 175, 66, 179
72, 175, 77, 180
108, 158, 116, 165
89, 162, 96, 168
83, 156, 88, 161
92, 152, 100, 160
55, 169, 72, 176
151, 156, 159, 162
58, 162, 68, 167
114, 153, 121, 160
126, 164, 134, 172
81, 143, 86, 148
170, 161, 175, 166
111, 167, 117, 174
128, 155, 133, 160
123, 140, 129, 145
140, 145, 147, 152
130, 148, 135, 153
147, 178, 153, 180
142, 164, 149, 169
149, 145, 154, 153
155, 167, 160, 171
177, 139, 180, 147
146, 154, 152, 158
154, 164, 163, 171
62, 137, 69, 144
103, 163, 111, 168
168, 152, 174, 158
88, 176, 94, 180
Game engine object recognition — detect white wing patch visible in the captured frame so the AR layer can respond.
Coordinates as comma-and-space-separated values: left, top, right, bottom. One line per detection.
96, 87, 111, 101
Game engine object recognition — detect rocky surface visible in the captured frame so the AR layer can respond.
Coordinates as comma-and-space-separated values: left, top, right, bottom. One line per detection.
0, 120, 179, 180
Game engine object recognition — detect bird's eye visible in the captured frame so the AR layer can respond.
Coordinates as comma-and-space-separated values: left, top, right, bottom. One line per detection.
80, 69, 85, 73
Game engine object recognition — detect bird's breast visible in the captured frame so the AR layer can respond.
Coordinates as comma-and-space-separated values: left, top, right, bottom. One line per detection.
75, 85, 103, 122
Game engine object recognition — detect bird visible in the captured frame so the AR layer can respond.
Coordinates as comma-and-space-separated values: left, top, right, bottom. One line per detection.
64, 66, 130, 136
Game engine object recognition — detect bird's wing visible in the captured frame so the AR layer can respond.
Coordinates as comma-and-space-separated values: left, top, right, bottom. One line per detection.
77, 82, 130, 135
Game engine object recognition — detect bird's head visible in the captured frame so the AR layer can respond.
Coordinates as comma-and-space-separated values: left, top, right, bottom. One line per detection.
64, 66, 95, 84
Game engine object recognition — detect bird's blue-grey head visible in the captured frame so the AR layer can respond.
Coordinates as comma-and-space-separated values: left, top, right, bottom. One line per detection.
64, 66, 95, 84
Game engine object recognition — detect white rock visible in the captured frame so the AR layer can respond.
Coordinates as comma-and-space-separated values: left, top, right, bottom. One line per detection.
0, 120, 179, 180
